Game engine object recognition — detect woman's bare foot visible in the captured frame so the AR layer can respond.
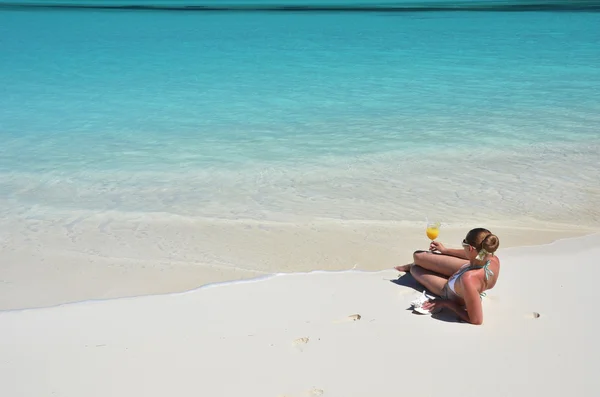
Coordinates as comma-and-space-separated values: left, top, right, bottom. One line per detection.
394, 263, 413, 273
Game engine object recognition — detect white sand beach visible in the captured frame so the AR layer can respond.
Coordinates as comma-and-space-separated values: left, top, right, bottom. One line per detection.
1, 232, 599, 397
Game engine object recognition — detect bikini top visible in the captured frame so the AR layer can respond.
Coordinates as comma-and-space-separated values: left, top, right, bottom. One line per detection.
452, 260, 495, 298
476, 259, 494, 282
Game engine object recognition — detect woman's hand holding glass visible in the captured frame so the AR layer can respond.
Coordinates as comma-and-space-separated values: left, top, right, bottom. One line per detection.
429, 240, 446, 254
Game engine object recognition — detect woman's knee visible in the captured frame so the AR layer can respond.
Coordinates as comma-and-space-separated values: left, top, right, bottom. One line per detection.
412, 250, 429, 264
410, 264, 424, 277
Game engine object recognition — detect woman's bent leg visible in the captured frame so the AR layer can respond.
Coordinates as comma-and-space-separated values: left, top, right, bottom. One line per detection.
410, 265, 448, 297
396, 251, 465, 277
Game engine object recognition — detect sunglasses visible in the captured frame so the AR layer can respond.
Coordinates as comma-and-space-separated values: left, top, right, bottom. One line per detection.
462, 239, 471, 248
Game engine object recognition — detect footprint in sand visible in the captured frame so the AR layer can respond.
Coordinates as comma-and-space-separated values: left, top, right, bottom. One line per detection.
293, 337, 309, 345
332, 314, 362, 324
292, 337, 309, 352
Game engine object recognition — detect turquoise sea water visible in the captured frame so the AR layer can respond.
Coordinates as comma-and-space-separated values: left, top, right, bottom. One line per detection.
1, 8, 599, 225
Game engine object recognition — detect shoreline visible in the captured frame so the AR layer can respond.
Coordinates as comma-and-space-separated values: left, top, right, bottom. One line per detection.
1, 218, 597, 311
1, 231, 598, 396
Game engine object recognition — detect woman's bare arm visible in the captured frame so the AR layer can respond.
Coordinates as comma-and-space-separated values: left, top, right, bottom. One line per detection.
458, 273, 484, 325
430, 241, 469, 260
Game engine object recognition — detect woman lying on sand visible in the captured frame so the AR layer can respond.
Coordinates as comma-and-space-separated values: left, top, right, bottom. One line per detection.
395, 228, 500, 325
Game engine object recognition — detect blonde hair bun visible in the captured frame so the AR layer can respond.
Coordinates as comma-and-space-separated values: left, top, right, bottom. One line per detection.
482, 234, 500, 254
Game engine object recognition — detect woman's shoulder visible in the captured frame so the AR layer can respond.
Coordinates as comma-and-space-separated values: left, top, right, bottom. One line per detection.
487, 256, 501, 283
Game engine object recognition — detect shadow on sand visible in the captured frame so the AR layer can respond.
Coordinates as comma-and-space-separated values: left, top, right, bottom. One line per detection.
390, 273, 464, 324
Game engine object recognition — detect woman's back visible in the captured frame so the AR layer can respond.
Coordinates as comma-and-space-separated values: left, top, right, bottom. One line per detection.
454, 256, 501, 297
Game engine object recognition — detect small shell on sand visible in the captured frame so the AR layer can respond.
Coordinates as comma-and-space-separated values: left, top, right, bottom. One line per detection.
348, 314, 361, 321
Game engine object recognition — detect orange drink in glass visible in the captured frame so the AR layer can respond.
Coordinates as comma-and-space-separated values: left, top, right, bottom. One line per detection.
426, 221, 440, 249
